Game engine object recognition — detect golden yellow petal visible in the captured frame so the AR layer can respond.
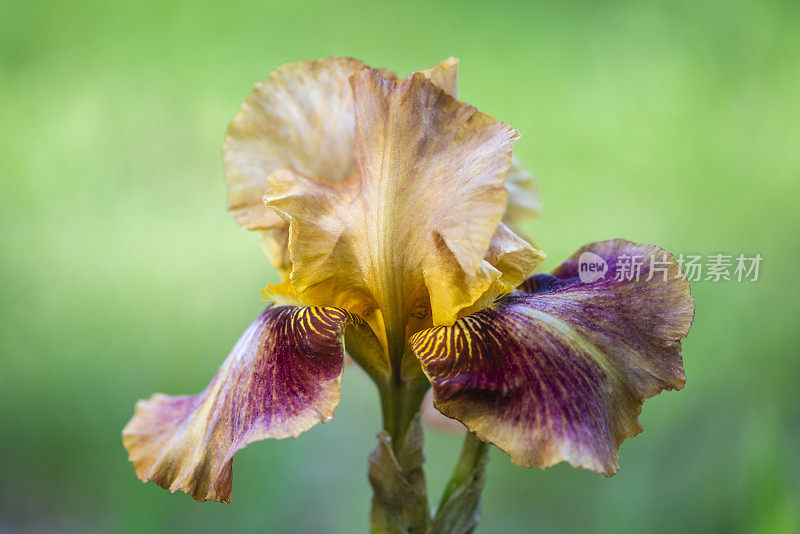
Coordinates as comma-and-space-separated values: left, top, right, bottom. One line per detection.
420, 57, 459, 98
230, 57, 542, 292
456, 223, 546, 318
267, 70, 519, 337
484, 222, 545, 288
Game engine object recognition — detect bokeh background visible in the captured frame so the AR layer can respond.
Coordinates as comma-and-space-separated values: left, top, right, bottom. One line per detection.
2, 0, 799, 532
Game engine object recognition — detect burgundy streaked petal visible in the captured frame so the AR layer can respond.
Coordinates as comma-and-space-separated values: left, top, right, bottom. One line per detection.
122, 305, 369, 503
410, 239, 694, 475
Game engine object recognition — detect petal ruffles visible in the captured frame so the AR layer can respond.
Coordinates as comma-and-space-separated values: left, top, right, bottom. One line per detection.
225, 57, 543, 332
122, 305, 371, 503
267, 68, 540, 332
410, 239, 694, 475
420, 57, 541, 235
225, 57, 398, 281
224, 57, 386, 231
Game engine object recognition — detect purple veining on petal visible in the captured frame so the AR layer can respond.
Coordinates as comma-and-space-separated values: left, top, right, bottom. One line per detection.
411, 239, 694, 475
122, 305, 358, 503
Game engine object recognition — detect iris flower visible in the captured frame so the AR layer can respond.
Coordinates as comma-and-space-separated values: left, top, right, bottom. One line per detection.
123, 57, 694, 524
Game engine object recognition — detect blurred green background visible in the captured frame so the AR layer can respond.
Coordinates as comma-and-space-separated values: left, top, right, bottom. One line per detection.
2, 0, 799, 532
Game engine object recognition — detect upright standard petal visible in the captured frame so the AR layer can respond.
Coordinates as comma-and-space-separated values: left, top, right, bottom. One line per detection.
419, 58, 541, 233
122, 305, 371, 503
228, 57, 541, 289
410, 240, 694, 475
267, 69, 539, 335
224, 58, 396, 279
224, 57, 381, 229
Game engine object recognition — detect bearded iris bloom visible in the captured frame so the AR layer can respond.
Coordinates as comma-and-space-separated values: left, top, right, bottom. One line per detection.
123, 57, 694, 525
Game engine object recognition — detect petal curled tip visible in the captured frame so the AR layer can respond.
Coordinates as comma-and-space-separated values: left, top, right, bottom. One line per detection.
122, 305, 369, 503
410, 239, 694, 476
417, 59, 542, 231
456, 222, 546, 319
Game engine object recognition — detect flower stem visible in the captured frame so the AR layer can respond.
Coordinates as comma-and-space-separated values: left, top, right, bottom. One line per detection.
370, 308, 490, 533
368, 321, 431, 533
378, 377, 428, 450
380, 316, 428, 451
370, 386, 429, 534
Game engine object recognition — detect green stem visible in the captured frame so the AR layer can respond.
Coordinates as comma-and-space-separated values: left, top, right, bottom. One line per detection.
378, 373, 428, 453
369, 360, 429, 534
437, 432, 488, 512
370, 306, 491, 533
380, 316, 427, 451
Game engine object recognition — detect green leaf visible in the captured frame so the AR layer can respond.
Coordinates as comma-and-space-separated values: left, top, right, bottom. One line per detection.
428, 433, 489, 534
